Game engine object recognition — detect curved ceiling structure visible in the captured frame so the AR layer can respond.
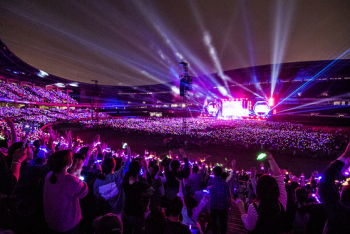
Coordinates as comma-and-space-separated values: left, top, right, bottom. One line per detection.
1, 0, 350, 86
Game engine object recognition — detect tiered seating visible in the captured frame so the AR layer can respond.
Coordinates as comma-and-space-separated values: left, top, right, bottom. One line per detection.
0, 81, 78, 104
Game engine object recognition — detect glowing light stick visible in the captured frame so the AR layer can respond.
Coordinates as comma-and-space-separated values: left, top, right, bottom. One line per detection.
122, 143, 127, 148
257, 153, 266, 160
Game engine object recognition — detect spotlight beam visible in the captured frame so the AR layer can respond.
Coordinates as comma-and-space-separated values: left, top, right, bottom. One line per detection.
273, 47, 350, 110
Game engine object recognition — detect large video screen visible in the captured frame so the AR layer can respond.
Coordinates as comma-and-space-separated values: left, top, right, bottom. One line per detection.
222, 100, 249, 118
203, 99, 249, 118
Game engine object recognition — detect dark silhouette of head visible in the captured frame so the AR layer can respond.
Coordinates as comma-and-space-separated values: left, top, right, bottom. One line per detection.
170, 160, 180, 172
295, 187, 308, 205
114, 157, 122, 171
169, 196, 183, 217
193, 165, 199, 173
48, 150, 72, 184
98, 158, 116, 180
221, 172, 228, 180
200, 181, 207, 190
128, 160, 141, 177
144, 206, 166, 234
213, 166, 223, 177
256, 174, 280, 215
184, 195, 198, 218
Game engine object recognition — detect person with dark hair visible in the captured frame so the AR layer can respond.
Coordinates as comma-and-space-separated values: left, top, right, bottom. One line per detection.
177, 179, 208, 231
78, 145, 103, 234
236, 152, 287, 234
284, 184, 298, 233
146, 164, 162, 210
165, 197, 191, 234
188, 163, 206, 196
293, 187, 310, 234
194, 182, 211, 214
144, 206, 166, 234
295, 188, 327, 234
208, 166, 231, 234
43, 150, 88, 234
13, 142, 50, 234
164, 148, 190, 201
122, 159, 148, 234
93, 213, 123, 234
0, 146, 27, 229
318, 142, 350, 234
94, 146, 131, 217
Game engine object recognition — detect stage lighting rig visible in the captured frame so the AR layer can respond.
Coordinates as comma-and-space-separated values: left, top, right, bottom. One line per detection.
179, 62, 193, 97
179, 62, 194, 141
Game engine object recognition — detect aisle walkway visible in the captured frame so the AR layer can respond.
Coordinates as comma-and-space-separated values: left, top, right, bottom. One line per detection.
227, 203, 247, 234
206, 203, 247, 234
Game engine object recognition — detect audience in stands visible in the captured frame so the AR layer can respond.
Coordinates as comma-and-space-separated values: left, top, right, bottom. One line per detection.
0, 81, 78, 104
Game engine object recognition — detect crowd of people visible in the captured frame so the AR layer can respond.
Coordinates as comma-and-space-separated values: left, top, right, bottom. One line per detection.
0, 107, 108, 125
0, 104, 347, 158
1, 114, 350, 234
0, 81, 78, 104
80, 118, 347, 157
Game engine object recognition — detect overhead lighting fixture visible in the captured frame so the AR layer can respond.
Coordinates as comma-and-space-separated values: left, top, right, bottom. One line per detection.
37, 70, 49, 78
69, 82, 78, 87
55, 83, 65, 87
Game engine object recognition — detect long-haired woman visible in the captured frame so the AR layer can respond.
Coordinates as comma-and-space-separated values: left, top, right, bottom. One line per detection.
236, 152, 287, 234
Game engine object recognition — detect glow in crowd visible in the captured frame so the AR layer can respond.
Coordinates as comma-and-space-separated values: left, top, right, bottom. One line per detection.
80, 118, 340, 152
0, 81, 78, 104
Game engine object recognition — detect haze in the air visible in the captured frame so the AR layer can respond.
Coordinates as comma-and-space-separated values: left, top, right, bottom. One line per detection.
0, 0, 349, 86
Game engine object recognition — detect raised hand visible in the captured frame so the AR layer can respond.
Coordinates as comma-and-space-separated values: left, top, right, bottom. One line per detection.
4, 117, 14, 128
13, 148, 28, 164
39, 134, 47, 147
48, 127, 60, 142
93, 134, 100, 144
65, 130, 72, 140
265, 151, 273, 161
102, 142, 108, 152
234, 199, 246, 214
